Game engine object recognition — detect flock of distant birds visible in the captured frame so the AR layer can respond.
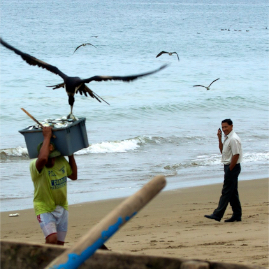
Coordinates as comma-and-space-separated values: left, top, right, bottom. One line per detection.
0, 38, 219, 119
73, 43, 180, 62
221, 26, 268, 32
221, 28, 250, 32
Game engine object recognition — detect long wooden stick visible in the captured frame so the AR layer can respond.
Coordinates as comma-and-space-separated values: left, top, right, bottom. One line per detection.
46, 175, 166, 269
21, 108, 56, 138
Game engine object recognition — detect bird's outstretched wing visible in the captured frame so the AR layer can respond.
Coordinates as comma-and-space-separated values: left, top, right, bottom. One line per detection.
193, 85, 207, 88
73, 43, 96, 53
208, 78, 220, 87
156, 51, 168, 58
73, 44, 84, 54
77, 84, 110, 105
0, 38, 67, 79
81, 64, 168, 84
173, 52, 180, 61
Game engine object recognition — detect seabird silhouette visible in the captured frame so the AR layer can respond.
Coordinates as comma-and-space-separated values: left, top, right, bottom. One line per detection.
193, 78, 220, 90
0, 38, 168, 118
73, 43, 97, 54
156, 51, 179, 61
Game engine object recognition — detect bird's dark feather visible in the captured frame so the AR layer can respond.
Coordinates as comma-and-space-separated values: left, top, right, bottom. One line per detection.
81, 64, 168, 84
208, 78, 220, 87
73, 43, 96, 53
156, 51, 168, 58
173, 52, 180, 61
47, 83, 65, 90
80, 84, 110, 105
193, 78, 220, 89
0, 38, 67, 79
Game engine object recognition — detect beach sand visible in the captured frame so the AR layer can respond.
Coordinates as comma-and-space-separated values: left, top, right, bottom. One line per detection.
1, 178, 268, 268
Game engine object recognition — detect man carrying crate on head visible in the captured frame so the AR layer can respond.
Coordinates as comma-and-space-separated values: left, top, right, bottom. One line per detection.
29, 126, 108, 250
29, 126, 78, 245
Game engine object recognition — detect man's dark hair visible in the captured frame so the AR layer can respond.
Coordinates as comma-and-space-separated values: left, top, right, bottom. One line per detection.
222, 119, 233, 125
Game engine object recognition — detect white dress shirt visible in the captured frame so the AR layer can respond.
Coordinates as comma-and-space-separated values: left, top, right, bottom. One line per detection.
222, 130, 242, 165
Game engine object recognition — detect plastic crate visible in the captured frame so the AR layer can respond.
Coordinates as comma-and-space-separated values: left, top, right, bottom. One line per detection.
19, 117, 89, 158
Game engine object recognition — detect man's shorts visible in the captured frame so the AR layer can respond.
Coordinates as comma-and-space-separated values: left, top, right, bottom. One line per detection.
37, 205, 68, 242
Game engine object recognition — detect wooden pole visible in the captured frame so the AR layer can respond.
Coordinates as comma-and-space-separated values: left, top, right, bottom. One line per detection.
46, 175, 166, 269
21, 108, 56, 138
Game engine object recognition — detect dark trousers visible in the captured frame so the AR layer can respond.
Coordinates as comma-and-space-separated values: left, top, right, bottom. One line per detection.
213, 164, 242, 219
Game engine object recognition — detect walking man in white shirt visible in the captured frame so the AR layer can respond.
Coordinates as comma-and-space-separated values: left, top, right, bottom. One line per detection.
204, 119, 242, 222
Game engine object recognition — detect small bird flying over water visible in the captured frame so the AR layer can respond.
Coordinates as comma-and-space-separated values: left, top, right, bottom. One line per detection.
0, 38, 168, 118
73, 43, 97, 54
156, 51, 179, 61
193, 78, 220, 90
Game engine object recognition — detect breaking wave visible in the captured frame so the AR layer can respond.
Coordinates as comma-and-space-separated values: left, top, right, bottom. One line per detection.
77, 138, 143, 154
0, 146, 29, 160
0, 136, 148, 158
163, 152, 269, 171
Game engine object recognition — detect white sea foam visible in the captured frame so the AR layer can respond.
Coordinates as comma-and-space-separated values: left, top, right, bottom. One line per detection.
0, 137, 147, 158
193, 152, 269, 166
243, 152, 269, 162
163, 152, 269, 173
76, 138, 141, 154
0, 146, 28, 158
0, 136, 147, 158
193, 154, 221, 166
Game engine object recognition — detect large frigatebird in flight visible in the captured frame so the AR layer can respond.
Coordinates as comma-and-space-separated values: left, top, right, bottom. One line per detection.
0, 38, 167, 118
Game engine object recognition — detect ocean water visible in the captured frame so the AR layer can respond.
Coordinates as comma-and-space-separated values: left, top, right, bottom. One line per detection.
0, 0, 268, 212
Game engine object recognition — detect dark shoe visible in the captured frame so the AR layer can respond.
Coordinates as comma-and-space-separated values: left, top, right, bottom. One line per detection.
204, 214, 221, 222
224, 216, 241, 222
